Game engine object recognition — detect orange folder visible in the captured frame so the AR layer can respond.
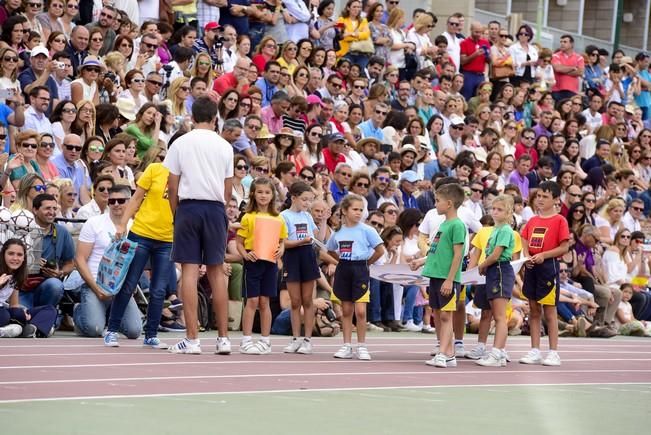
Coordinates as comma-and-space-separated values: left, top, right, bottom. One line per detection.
253, 216, 282, 262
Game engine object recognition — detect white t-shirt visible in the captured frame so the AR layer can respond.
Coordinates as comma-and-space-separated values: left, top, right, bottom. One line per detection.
418, 207, 478, 256
137, 0, 159, 23
78, 213, 117, 279
163, 128, 234, 203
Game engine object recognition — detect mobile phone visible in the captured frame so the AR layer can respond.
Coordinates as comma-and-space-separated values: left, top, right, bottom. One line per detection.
380, 144, 393, 154
0, 88, 15, 99
45, 258, 57, 269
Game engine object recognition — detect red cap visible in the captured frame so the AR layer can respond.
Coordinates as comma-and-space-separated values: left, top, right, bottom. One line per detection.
204, 22, 220, 32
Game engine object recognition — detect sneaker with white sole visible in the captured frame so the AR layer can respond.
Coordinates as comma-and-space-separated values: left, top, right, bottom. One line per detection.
542, 351, 561, 366
334, 344, 353, 359
297, 339, 313, 354
143, 337, 169, 349
503, 350, 511, 362
465, 345, 487, 360
454, 342, 466, 358
366, 322, 384, 332
240, 340, 261, 355
0, 324, 22, 338
476, 349, 503, 367
519, 349, 543, 365
357, 346, 371, 360
425, 353, 448, 368
216, 337, 232, 355
284, 337, 302, 353
168, 338, 201, 354
103, 331, 119, 347
404, 320, 422, 332
429, 343, 440, 356
256, 340, 272, 355
421, 324, 435, 334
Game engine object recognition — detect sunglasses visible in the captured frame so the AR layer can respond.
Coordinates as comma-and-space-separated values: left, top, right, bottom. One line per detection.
64, 144, 82, 152
96, 186, 110, 193
91, 37, 104, 43
108, 198, 127, 205
32, 185, 47, 193
89, 145, 104, 153
573, 209, 585, 213
523, 135, 535, 140
67, 3, 79, 9
559, 269, 568, 273
53, 38, 66, 44
370, 221, 384, 229
39, 141, 55, 149
330, 83, 343, 89
141, 42, 158, 50
22, 142, 38, 149
471, 188, 484, 193
247, 124, 262, 131
100, 12, 115, 19
300, 174, 315, 182
584, 198, 596, 203
386, 209, 398, 215
620, 234, 631, 239
147, 80, 162, 86
236, 164, 249, 170
120, 43, 133, 48
66, 191, 79, 197
499, 34, 508, 38
62, 107, 77, 114
0, 134, 6, 140
131, 78, 145, 84
309, 132, 323, 138
180, 86, 191, 92
253, 166, 268, 172
451, 125, 464, 130
198, 61, 211, 66
84, 67, 100, 73
27, 2, 42, 7
355, 182, 369, 188
632, 206, 644, 212
377, 176, 390, 183
375, 110, 388, 116
338, 172, 352, 177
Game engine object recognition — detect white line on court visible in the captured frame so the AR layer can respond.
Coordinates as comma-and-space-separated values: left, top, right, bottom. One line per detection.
1, 382, 649, 404
2, 368, 651, 386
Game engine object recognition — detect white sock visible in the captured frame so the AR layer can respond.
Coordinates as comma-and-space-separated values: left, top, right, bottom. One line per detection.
477, 343, 486, 351
242, 335, 252, 343
187, 338, 199, 345
358, 342, 366, 347
260, 336, 270, 344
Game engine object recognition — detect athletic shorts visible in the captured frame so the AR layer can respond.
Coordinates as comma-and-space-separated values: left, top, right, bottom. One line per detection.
172, 200, 227, 265
333, 260, 370, 303
243, 259, 279, 298
523, 258, 559, 306
473, 284, 489, 310
428, 278, 459, 311
283, 244, 320, 283
485, 262, 515, 301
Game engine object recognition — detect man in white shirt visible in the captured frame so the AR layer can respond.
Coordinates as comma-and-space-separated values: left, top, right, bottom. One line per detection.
438, 114, 465, 155
582, 93, 604, 134
442, 15, 463, 72
220, 25, 238, 73
76, 175, 113, 221
137, 0, 158, 24
22, 86, 53, 137
622, 199, 645, 232
164, 96, 233, 355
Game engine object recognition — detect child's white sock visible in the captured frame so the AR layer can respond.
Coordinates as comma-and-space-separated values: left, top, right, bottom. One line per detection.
242, 335, 252, 344
187, 338, 199, 345
260, 336, 270, 344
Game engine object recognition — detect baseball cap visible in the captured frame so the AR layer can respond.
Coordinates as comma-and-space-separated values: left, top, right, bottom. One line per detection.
635, 52, 650, 61
449, 114, 465, 126
306, 95, 324, 106
327, 132, 345, 142
400, 170, 421, 183
30, 46, 49, 58
204, 22, 220, 32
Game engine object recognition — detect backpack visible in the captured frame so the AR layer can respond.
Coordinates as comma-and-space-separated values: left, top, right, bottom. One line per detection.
313, 308, 340, 337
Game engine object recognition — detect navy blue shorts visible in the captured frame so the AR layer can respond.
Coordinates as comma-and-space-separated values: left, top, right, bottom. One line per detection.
428, 278, 459, 311
243, 259, 279, 298
473, 284, 489, 310
523, 258, 559, 306
333, 260, 370, 303
485, 262, 515, 301
284, 244, 320, 283
172, 200, 228, 265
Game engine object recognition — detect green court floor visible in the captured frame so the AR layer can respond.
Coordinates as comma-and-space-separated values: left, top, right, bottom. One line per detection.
2, 384, 649, 435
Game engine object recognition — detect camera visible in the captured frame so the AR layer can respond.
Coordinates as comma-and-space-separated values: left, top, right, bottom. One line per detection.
324, 306, 336, 322
56, 61, 66, 70
105, 71, 117, 83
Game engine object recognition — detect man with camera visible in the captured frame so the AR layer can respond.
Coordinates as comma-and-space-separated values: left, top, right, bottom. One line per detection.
50, 53, 73, 102
193, 21, 223, 69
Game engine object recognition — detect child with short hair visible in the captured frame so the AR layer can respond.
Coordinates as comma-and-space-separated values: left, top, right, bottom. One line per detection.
327, 194, 385, 360
236, 177, 288, 355
411, 183, 467, 368
616, 284, 651, 336
476, 195, 517, 367
519, 181, 570, 366
281, 182, 324, 354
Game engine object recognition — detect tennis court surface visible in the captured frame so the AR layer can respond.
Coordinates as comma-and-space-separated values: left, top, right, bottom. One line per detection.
1, 333, 650, 435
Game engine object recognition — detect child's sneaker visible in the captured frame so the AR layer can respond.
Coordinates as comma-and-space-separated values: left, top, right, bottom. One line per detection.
216, 337, 232, 355
542, 351, 561, 366
0, 324, 22, 338
404, 320, 421, 332
143, 337, 169, 349
283, 337, 302, 353
476, 349, 503, 367
445, 356, 457, 367
519, 349, 543, 365
425, 353, 448, 368
356, 345, 371, 360
334, 344, 353, 359
103, 331, 119, 347
256, 340, 272, 355
168, 338, 201, 354
297, 339, 313, 354
421, 324, 435, 334
240, 340, 261, 355
465, 345, 486, 360
429, 343, 440, 356
454, 342, 466, 358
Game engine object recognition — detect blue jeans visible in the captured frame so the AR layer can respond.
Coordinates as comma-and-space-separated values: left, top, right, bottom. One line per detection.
73, 285, 142, 338
344, 52, 370, 70
20, 278, 64, 309
401, 285, 421, 323
108, 232, 174, 338
271, 309, 292, 335
368, 279, 395, 322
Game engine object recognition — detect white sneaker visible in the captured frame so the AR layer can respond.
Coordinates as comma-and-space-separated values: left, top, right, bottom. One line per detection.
240, 340, 261, 355
454, 342, 466, 358
476, 349, 503, 367
216, 337, 232, 355
429, 343, 440, 356
334, 344, 353, 359
404, 320, 422, 332
503, 350, 511, 362
168, 338, 201, 354
256, 340, 272, 355
425, 353, 448, 368
297, 339, 313, 354
421, 324, 435, 334
357, 345, 371, 360
542, 351, 561, 366
0, 324, 22, 338
445, 356, 457, 367
519, 349, 543, 365
283, 338, 302, 353
465, 345, 487, 360
366, 322, 384, 332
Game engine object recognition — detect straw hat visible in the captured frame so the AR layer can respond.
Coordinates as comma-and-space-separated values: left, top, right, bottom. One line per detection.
256, 124, 275, 140
116, 98, 136, 121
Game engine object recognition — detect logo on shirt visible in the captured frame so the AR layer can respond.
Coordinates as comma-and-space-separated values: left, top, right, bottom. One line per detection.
428, 231, 442, 255
295, 223, 308, 240
339, 241, 353, 261
529, 227, 547, 250
163, 181, 169, 199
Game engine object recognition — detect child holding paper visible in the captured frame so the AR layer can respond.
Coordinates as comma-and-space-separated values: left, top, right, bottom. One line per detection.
236, 178, 288, 355
280, 182, 325, 355
327, 194, 385, 361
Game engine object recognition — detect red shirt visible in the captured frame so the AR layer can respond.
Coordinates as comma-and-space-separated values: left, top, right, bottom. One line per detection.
459, 37, 490, 73
514, 142, 539, 168
551, 50, 584, 93
212, 72, 249, 96
521, 214, 570, 256
321, 148, 345, 173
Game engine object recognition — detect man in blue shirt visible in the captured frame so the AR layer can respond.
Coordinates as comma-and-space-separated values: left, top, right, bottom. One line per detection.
52, 134, 91, 205
330, 163, 351, 204
399, 170, 421, 209
20, 194, 75, 311
255, 61, 281, 106
18, 46, 59, 116
358, 102, 388, 141
634, 52, 651, 123
0, 98, 25, 152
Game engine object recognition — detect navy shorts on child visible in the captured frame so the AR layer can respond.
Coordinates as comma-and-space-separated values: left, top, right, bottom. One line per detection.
523, 258, 560, 305
244, 259, 279, 298
284, 244, 320, 283
428, 278, 459, 311
333, 260, 370, 303
485, 261, 515, 301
